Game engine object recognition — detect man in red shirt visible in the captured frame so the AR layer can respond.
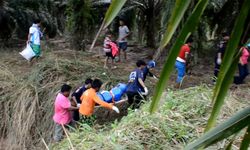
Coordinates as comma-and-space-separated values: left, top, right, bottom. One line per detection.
175, 38, 193, 88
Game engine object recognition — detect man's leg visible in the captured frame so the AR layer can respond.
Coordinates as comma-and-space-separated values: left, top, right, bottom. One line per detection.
124, 50, 127, 60
234, 64, 245, 84
118, 43, 122, 62
73, 110, 80, 122
176, 61, 185, 83
134, 93, 144, 109
126, 92, 135, 108
243, 64, 249, 78
67, 121, 76, 130
123, 42, 127, 60
104, 56, 108, 68
214, 62, 220, 80
53, 123, 64, 142
239, 64, 249, 82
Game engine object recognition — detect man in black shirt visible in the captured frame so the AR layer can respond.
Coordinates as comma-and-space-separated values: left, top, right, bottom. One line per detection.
71, 78, 93, 121
214, 33, 230, 82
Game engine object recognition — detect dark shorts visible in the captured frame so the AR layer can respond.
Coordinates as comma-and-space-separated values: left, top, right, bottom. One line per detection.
73, 110, 80, 121
106, 52, 115, 59
118, 42, 128, 51
126, 91, 145, 109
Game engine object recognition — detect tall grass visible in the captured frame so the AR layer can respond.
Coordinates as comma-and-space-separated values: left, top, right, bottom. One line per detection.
0, 50, 127, 149
52, 85, 248, 150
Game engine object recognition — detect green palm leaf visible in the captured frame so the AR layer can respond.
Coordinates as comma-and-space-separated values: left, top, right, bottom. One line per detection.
205, 0, 250, 131
154, 0, 191, 60
90, 0, 127, 51
240, 125, 250, 150
149, 0, 209, 113
185, 107, 250, 150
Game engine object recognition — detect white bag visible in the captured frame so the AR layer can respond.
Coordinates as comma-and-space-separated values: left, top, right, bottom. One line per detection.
19, 44, 36, 61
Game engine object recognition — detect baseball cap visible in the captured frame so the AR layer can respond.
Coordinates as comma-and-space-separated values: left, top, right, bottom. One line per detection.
147, 60, 156, 68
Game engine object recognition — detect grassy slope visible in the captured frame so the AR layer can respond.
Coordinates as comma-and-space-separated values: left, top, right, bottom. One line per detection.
1, 44, 249, 149
52, 85, 248, 150
0, 49, 129, 149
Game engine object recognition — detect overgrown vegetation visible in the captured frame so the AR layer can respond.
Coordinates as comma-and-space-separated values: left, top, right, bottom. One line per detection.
0, 49, 128, 149
52, 85, 248, 150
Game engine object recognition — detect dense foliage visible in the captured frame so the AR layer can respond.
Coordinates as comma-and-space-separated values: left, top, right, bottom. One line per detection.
0, 0, 248, 50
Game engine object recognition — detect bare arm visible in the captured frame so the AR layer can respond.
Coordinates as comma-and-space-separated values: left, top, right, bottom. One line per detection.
185, 52, 189, 59
121, 26, 131, 40
72, 96, 78, 104
217, 53, 222, 59
27, 34, 31, 44
122, 32, 131, 39
93, 95, 113, 109
67, 106, 79, 111
138, 78, 146, 88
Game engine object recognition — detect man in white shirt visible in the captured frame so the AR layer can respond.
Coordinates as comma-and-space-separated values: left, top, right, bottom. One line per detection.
27, 19, 43, 62
117, 20, 130, 62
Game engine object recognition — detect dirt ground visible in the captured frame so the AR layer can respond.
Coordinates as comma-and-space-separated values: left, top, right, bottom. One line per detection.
1, 38, 250, 97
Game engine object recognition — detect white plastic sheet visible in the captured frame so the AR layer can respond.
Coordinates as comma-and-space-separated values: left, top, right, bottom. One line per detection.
19, 44, 36, 61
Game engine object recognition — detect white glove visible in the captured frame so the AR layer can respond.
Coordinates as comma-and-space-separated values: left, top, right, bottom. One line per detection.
217, 58, 222, 65
77, 103, 81, 108
112, 106, 120, 113
153, 75, 158, 80
142, 87, 149, 95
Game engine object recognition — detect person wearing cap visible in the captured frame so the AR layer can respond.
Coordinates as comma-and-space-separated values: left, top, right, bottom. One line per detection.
142, 60, 158, 81
214, 33, 230, 82
234, 44, 250, 84
175, 38, 193, 88
126, 60, 148, 109
71, 78, 93, 122
79, 79, 120, 117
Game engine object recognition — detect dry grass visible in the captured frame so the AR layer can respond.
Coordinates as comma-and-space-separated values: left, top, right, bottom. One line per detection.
0, 50, 128, 149
0, 48, 249, 149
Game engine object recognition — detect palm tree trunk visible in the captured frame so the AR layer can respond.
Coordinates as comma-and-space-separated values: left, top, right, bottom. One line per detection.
145, 0, 156, 48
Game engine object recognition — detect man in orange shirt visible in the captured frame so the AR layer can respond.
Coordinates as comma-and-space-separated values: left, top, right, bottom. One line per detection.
79, 79, 119, 117
175, 38, 193, 88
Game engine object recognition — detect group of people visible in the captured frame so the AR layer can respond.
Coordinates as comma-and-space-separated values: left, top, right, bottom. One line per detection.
174, 33, 249, 87
213, 33, 250, 84
52, 59, 157, 142
53, 79, 120, 142
25, 18, 249, 142
103, 19, 130, 69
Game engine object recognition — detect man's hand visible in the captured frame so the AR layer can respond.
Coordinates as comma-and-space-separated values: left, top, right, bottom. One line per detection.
112, 106, 120, 113
77, 103, 81, 108
217, 58, 222, 65
142, 87, 149, 95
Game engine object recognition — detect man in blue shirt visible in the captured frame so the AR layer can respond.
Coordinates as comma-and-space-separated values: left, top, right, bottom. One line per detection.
71, 78, 93, 121
143, 60, 157, 81
126, 60, 148, 109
